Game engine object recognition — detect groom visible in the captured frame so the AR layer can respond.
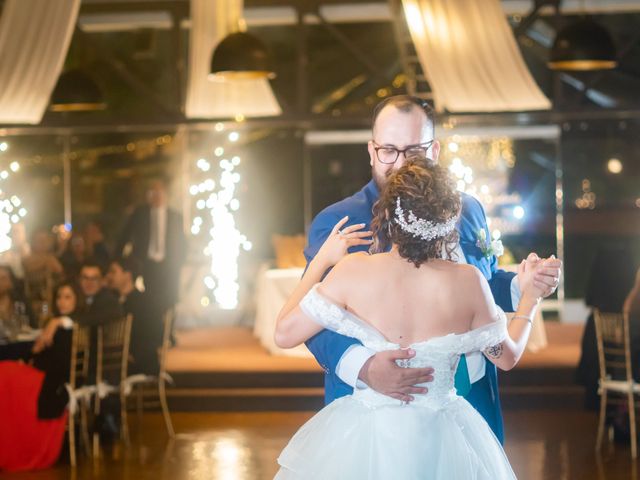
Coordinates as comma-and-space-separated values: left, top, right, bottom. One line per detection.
303, 95, 562, 443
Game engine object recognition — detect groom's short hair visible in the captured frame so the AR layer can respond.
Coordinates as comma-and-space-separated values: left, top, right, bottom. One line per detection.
372, 95, 436, 136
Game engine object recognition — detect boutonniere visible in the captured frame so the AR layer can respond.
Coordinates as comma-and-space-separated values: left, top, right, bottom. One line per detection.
476, 229, 504, 259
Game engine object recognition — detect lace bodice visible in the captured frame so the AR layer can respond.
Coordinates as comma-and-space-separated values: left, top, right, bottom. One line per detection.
300, 284, 508, 408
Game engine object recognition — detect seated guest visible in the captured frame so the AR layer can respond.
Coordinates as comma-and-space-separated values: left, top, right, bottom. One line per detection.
59, 231, 87, 280
106, 257, 163, 375
76, 260, 122, 327
84, 221, 110, 269
0, 265, 34, 343
22, 228, 64, 282
42, 260, 122, 335
0, 282, 80, 472
0, 222, 30, 280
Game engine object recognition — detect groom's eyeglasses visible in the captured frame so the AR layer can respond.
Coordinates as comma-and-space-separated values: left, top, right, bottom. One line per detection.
372, 140, 434, 165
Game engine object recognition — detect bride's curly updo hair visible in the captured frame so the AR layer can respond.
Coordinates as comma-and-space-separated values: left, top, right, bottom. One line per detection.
370, 155, 461, 267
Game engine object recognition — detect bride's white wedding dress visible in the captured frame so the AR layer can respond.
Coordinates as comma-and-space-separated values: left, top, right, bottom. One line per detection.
275, 285, 517, 479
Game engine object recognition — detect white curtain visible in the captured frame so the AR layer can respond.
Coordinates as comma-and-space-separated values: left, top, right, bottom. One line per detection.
0, 0, 80, 124
402, 0, 551, 112
186, 0, 281, 119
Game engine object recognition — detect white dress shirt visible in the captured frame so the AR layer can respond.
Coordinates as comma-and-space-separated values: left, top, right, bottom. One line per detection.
148, 206, 167, 262
335, 244, 521, 389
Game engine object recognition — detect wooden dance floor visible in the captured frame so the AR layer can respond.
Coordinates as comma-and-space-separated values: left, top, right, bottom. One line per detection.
5, 409, 639, 479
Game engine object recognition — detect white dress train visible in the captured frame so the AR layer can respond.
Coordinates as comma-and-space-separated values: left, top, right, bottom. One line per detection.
275, 285, 517, 480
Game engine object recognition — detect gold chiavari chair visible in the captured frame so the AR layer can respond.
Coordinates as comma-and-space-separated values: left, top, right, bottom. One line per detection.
67, 324, 92, 467
594, 309, 640, 458
127, 309, 175, 438
92, 314, 133, 456
24, 270, 54, 327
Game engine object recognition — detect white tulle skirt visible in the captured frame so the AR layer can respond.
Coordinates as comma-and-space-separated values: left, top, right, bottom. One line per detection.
275, 395, 516, 480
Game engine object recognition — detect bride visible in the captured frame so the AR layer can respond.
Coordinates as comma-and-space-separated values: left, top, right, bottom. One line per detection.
273, 159, 544, 479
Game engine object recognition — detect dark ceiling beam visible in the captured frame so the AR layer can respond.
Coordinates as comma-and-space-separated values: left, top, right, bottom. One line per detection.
74, 28, 181, 117
514, 0, 559, 37
80, 0, 189, 14
1, 108, 639, 136
79, 0, 380, 11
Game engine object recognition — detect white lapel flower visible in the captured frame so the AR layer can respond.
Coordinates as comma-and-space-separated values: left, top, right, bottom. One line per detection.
476, 229, 503, 259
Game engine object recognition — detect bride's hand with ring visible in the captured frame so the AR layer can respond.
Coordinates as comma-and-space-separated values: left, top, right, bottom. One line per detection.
315, 216, 373, 269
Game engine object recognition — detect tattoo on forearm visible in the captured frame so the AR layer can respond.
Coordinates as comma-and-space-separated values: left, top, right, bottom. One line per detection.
484, 343, 504, 359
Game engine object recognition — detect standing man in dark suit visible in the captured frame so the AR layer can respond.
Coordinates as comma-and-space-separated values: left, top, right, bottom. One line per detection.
117, 178, 186, 315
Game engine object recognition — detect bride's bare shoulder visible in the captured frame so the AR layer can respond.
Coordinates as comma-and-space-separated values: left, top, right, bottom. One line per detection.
450, 263, 490, 294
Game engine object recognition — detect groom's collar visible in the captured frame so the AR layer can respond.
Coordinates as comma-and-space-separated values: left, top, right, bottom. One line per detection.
365, 179, 380, 200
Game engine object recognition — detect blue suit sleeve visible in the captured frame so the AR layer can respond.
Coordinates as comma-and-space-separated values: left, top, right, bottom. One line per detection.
476, 199, 517, 312
303, 211, 362, 374
488, 253, 517, 312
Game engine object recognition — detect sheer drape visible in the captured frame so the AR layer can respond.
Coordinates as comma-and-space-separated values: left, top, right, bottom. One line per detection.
402, 0, 551, 112
185, 0, 281, 119
0, 0, 80, 124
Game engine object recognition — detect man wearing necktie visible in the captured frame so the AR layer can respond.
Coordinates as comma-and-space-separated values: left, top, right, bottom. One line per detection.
117, 178, 186, 317
303, 96, 562, 443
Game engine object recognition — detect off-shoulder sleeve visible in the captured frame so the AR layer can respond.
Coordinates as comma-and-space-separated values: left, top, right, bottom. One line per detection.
299, 285, 379, 345
299, 284, 350, 333
457, 308, 508, 354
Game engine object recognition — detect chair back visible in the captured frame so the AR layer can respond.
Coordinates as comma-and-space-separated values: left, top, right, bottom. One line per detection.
69, 324, 91, 389
96, 314, 133, 385
159, 309, 174, 377
594, 309, 633, 384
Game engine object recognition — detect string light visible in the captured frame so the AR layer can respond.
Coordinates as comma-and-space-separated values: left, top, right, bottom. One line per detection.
441, 136, 525, 238
576, 179, 596, 209
607, 158, 622, 174
513, 206, 525, 219
0, 145, 25, 253
191, 140, 251, 310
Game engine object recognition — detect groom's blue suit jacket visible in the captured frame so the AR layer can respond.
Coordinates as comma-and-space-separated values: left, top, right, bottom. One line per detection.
304, 179, 516, 444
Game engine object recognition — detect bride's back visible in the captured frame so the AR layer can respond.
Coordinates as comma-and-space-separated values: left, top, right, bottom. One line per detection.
323, 251, 478, 347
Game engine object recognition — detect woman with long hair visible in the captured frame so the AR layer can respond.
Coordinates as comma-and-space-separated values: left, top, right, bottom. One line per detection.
0, 281, 82, 471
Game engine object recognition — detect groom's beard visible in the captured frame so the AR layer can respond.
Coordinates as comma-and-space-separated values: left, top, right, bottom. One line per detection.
372, 166, 391, 192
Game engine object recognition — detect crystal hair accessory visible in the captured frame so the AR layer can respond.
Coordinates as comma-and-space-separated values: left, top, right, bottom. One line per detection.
394, 197, 457, 241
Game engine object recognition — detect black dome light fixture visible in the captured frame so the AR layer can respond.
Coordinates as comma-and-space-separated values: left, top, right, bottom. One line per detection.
209, 32, 275, 81
548, 18, 617, 71
50, 69, 107, 112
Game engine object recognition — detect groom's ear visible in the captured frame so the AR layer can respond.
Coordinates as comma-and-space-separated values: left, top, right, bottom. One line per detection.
430, 140, 441, 163
367, 140, 376, 167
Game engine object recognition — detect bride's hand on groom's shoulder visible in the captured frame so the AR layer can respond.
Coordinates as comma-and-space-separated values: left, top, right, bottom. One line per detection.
315, 216, 373, 269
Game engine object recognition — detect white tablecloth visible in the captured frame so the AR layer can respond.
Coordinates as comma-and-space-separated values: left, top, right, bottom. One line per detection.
254, 266, 313, 357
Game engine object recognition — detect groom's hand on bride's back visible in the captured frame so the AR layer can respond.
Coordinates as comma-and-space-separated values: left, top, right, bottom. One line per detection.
359, 349, 434, 403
